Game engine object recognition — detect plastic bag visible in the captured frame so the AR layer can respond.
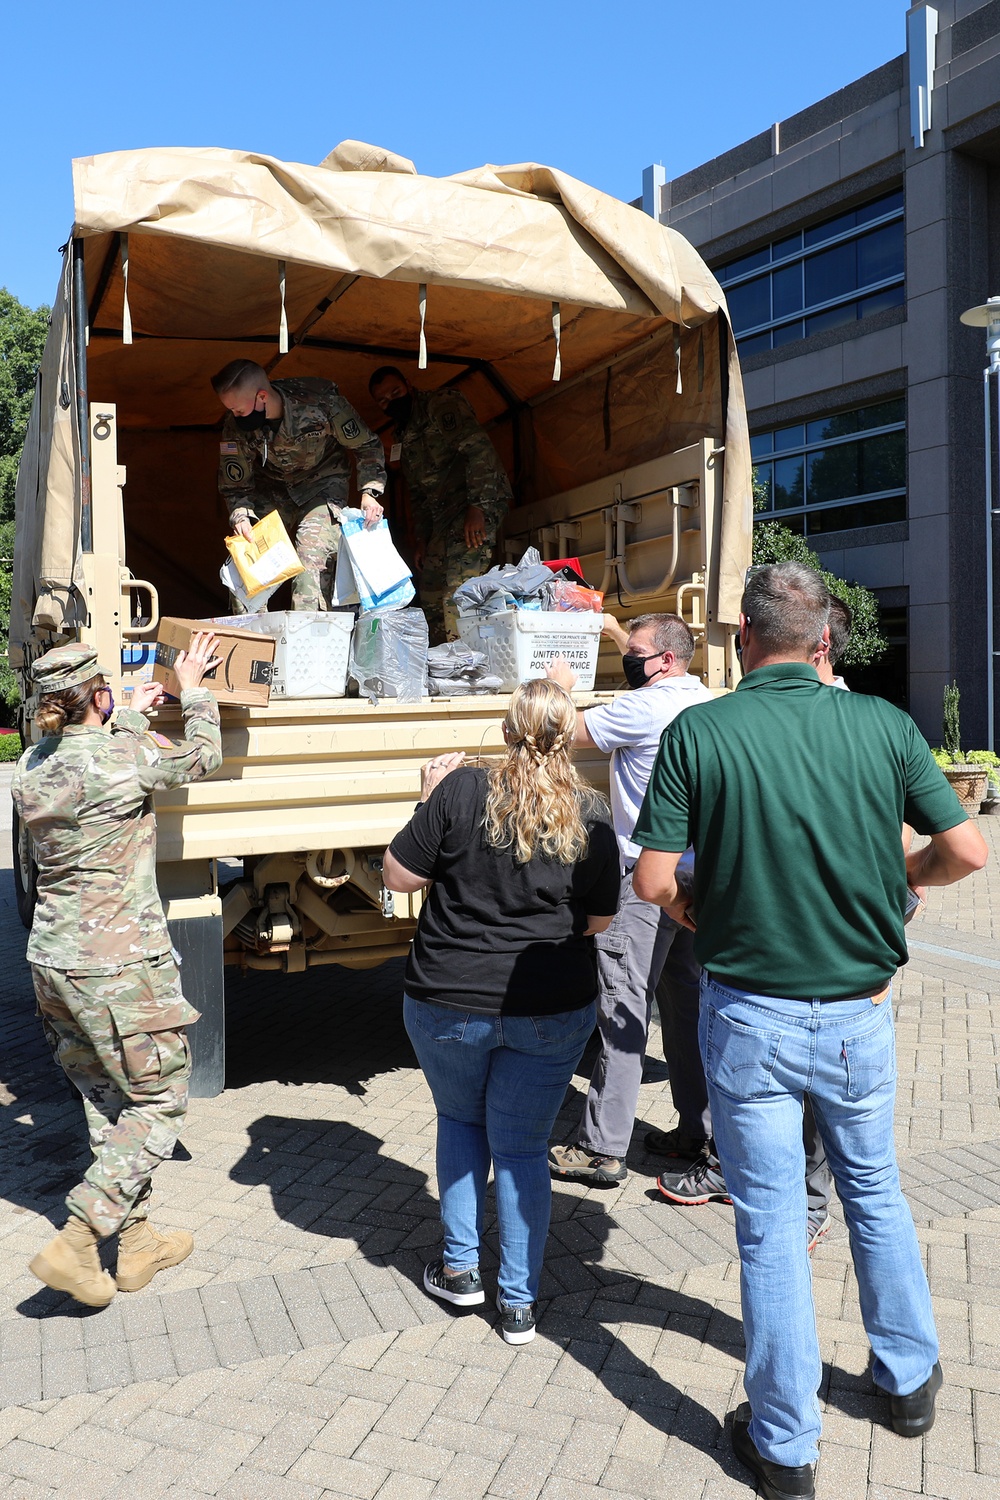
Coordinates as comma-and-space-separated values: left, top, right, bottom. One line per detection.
350, 607, 428, 704
219, 559, 282, 614
225, 511, 304, 599
550, 579, 604, 612
333, 508, 414, 612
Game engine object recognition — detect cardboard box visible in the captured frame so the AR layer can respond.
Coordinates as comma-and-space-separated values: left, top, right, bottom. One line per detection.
456, 609, 603, 691
153, 617, 276, 707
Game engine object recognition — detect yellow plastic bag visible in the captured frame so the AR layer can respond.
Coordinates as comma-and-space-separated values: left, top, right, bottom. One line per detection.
225, 511, 304, 599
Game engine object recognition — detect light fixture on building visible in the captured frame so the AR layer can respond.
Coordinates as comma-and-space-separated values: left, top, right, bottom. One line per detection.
960, 297, 1000, 751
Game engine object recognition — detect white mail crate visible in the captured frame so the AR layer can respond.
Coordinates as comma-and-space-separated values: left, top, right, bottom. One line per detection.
210, 611, 354, 698
456, 609, 603, 691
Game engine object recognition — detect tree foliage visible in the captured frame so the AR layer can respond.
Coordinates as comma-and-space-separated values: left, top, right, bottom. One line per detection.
1, 288, 49, 726
942, 681, 962, 758
1, 287, 50, 525
751, 468, 887, 670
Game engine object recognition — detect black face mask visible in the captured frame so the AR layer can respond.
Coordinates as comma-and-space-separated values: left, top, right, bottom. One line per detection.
233, 400, 268, 432
385, 394, 413, 428
622, 652, 660, 690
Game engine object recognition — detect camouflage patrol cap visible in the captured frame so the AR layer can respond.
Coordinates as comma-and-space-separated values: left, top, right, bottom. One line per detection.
30, 643, 111, 695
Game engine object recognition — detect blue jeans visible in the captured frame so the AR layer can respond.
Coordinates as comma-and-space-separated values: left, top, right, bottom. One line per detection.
404, 995, 596, 1306
700, 975, 938, 1468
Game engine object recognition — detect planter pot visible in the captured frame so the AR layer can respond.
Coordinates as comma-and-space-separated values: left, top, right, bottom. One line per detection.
980, 799, 1000, 816
943, 765, 989, 812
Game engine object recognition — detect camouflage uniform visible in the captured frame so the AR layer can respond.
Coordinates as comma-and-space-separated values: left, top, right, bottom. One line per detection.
219, 376, 387, 610
396, 388, 511, 641
12, 648, 222, 1238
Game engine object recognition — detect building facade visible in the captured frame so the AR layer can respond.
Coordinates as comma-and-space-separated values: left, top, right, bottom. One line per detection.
643, 0, 1000, 746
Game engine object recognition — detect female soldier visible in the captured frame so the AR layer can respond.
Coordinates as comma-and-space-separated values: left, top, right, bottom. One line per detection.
12, 634, 222, 1307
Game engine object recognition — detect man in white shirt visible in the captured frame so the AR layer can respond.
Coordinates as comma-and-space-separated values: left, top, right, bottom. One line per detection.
547, 613, 712, 1185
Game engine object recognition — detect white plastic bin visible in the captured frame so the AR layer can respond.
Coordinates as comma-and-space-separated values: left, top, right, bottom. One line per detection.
456, 609, 603, 691
210, 611, 354, 698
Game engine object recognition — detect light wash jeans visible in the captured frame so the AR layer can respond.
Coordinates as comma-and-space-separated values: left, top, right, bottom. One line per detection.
699, 974, 938, 1468
404, 995, 596, 1307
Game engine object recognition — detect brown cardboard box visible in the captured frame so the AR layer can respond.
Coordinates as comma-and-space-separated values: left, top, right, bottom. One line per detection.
153, 617, 276, 706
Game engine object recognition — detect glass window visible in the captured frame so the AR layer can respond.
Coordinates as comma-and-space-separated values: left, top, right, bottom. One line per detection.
805, 493, 906, 533
804, 208, 857, 247
752, 398, 906, 535
773, 424, 804, 451
772, 320, 804, 348
772, 231, 802, 260
720, 189, 904, 355
856, 189, 903, 225
773, 456, 805, 509
805, 240, 857, 306
806, 410, 858, 444
738, 331, 772, 357
857, 398, 904, 430
720, 246, 770, 281
772, 262, 803, 318
727, 275, 771, 333
857, 220, 904, 286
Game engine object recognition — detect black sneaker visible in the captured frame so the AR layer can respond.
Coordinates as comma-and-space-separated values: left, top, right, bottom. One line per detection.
658, 1153, 731, 1205
879, 1361, 943, 1437
422, 1260, 485, 1307
497, 1301, 537, 1344
731, 1403, 815, 1499
644, 1126, 709, 1159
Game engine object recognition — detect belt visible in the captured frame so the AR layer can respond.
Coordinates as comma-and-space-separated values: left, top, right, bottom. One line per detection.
706, 973, 892, 1006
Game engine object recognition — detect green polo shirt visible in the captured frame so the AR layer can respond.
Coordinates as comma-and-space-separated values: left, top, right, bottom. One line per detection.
632, 663, 966, 999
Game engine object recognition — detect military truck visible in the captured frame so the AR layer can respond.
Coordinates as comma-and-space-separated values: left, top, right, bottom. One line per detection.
9, 140, 752, 1095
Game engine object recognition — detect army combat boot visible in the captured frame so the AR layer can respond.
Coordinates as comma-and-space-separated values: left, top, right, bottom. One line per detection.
116, 1221, 194, 1292
29, 1218, 117, 1307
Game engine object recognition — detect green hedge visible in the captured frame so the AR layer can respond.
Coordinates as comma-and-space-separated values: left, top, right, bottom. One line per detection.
0, 733, 21, 762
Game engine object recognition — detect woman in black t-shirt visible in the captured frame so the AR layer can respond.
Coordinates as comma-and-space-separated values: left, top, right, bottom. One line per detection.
383, 679, 620, 1344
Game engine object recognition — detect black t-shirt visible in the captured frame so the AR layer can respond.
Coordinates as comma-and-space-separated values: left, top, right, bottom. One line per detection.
390, 766, 620, 1016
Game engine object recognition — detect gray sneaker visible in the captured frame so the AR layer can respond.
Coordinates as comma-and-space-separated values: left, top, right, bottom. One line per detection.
548, 1143, 627, 1185
658, 1154, 731, 1205
807, 1213, 832, 1254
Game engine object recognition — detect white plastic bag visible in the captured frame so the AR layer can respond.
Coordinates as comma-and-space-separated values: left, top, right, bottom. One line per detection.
333, 508, 414, 612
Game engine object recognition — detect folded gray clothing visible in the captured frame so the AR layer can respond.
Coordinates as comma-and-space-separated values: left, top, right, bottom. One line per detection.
453, 555, 553, 612
427, 642, 487, 677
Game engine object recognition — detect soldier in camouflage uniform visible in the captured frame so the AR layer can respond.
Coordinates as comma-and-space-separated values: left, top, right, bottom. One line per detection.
369, 367, 512, 642
11, 638, 223, 1306
212, 359, 387, 610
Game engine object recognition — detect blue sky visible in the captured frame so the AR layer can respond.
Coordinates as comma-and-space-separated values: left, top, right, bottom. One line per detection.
2, 0, 904, 310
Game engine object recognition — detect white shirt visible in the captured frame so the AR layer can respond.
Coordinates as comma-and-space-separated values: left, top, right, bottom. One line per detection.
583, 674, 712, 864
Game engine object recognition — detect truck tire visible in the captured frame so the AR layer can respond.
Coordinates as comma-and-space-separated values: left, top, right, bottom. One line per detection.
12, 804, 37, 930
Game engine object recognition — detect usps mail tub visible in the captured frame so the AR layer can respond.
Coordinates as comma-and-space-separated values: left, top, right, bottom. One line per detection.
211, 611, 354, 698
457, 609, 603, 691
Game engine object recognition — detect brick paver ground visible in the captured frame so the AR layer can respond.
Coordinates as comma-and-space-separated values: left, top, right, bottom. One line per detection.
1, 763, 998, 1498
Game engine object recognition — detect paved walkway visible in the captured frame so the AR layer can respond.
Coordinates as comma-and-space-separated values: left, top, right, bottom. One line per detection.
1, 765, 998, 1498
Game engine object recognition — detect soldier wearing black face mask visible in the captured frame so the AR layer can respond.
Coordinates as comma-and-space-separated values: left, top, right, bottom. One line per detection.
211, 360, 387, 611
368, 366, 511, 642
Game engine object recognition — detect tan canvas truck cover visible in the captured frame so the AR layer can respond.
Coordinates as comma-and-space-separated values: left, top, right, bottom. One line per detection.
10, 139, 751, 660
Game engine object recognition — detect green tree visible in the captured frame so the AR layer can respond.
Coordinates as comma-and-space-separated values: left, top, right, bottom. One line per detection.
751, 468, 886, 669
1, 288, 49, 524
1, 288, 49, 727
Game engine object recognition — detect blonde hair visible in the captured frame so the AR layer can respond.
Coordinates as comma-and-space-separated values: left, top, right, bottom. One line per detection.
35, 676, 102, 736
484, 679, 595, 865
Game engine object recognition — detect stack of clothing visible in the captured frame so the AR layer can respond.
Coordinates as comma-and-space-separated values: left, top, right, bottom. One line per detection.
426, 642, 505, 696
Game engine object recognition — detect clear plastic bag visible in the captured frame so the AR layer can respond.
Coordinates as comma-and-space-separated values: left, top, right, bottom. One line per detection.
349, 607, 429, 704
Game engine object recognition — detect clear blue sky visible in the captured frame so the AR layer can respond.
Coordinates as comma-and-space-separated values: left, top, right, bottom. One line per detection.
1, 0, 904, 311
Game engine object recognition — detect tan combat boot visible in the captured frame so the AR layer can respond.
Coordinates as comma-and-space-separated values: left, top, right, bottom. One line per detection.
29, 1218, 117, 1307
116, 1220, 194, 1292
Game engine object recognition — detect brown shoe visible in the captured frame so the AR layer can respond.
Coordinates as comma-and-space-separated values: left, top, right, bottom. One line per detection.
29, 1218, 117, 1308
116, 1220, 194, 1292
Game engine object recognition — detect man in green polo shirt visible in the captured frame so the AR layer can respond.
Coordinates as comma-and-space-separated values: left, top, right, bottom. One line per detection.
632, 562, 987, 1500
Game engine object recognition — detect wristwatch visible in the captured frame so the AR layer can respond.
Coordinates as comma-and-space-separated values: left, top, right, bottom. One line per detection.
362, 489, 383, 503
